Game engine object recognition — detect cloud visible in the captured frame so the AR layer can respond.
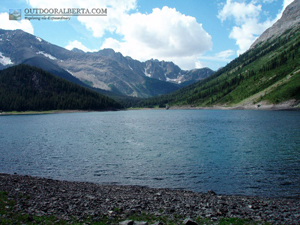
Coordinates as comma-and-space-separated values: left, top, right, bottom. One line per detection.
218, 0, 296, 55
275, 0, 295, 20
0, 12, 34, 34
215, 49, 235, 58
27, 0, 212, 70
218, 0, 272, 54
198, 49, 235, 63
230, 18, 274, 54
218, 0, 262, 24
65, 40, 97, 52
26, 0, 137, 37
101, 6, 213, 70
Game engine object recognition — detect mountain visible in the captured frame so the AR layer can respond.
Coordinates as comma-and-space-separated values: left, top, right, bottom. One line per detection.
22, 56, 88, 87
0, 29, 214, 98
96, 48, 214, 84
136, 0, 300, 109
251, 0, 300, 48
0, 64, 122, 111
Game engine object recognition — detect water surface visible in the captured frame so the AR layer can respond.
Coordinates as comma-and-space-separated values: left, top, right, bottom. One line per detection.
0, 110, 299, 197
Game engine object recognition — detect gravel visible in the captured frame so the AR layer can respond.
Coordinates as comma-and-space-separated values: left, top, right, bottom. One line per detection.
0, 173, 299, 224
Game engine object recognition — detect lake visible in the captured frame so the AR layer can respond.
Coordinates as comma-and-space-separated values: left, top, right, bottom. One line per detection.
0, 109, 299, 197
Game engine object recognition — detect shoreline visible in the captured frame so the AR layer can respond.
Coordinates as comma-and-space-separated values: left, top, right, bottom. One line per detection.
169, 100, 300, 111
1, 173, 299, 224
1, 99, 299, 115
0, 109, 120, 116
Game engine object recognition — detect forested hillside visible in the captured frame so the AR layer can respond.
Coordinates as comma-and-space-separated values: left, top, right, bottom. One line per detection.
0, 64, 122, 111
136, 26, 300, 108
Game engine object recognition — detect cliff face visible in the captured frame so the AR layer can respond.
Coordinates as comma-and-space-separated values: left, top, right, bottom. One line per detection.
251, 0, 300, 48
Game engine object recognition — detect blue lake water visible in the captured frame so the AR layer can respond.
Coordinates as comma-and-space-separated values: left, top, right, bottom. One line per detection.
0, 109, 299, 197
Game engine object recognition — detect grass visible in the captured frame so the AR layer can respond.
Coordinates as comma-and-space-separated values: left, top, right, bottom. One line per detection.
0, 191, 271, 225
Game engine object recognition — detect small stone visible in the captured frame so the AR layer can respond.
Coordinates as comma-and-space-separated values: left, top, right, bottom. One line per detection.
207, 190, 216, 195
134, 221, 148, 225
183, 218, 198, 225
119, 220, 134, 225
151, 222, 164, 225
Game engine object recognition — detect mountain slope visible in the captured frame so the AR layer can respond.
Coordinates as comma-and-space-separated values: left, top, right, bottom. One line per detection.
251, 0, 300, 48
0, 64, 122, 111
136, 1, 300, 109
22, 56, 88, 87
0, 29, 213, 98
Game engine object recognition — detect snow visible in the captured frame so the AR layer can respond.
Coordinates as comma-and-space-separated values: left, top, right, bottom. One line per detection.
66, 69, 74, 75
166, 77, 177, 82
128, 65, 133, 70
36, 37, 42, 42
166, 75, 183, 84
144, 68, 152, 77
0, 52, 13, 66
36, 51, 57, 60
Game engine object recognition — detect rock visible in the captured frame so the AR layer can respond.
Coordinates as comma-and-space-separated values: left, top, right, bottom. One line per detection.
207, 190, 216, 196
119, 220, 134, 225
182, 218, 198, 225
251, 0, 300, 47
1, 173, 300, 225
134, 221, 148, 225
151, 222, 164, 225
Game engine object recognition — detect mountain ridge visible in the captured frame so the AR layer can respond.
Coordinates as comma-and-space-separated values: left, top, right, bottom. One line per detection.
0, 29, 214, 98
251, 0, 300, 48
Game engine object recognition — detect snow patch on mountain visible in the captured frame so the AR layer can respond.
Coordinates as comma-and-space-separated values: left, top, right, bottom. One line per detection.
36, 51, 57, 60
144, 68, 152, 77
0, 52, 13, 65
36, 37, 42, 42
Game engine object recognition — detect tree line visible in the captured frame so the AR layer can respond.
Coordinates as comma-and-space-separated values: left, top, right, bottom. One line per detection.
0, 64, 122, 111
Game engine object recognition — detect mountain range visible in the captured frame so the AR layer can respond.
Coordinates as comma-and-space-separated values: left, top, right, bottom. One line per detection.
0, 0, 299, 111
0, 30, 214, 98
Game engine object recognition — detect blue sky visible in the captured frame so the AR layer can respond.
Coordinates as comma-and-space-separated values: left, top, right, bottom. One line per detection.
0, 0, 294, 70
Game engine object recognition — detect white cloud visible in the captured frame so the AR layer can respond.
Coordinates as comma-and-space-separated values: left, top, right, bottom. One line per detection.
275, 0, 294, 20
101, 6, 212, 70
230, 18, 274, 54
26, 0, 137, 37
215, 49, 235, 58
218, 0, 262, 24
0, 13, 34, 34
262, 0, 275, 3
198, 49, 236, 65
218, 0, 296, 55
283, 0, 294, 10
65, 40, 97, 52
27, 0, 212, 70
218, 0, 278, 54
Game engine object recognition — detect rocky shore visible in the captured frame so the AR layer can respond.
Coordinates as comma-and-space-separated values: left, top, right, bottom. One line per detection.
0, 173, 299, 224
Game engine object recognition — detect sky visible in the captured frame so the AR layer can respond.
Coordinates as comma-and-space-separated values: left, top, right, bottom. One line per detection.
0, 0, 295, 71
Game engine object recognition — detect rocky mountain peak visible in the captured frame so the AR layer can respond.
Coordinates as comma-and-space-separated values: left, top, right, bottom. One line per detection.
251, 0, 300, 48
71, 48, 85, 54
0, 29, 214, 97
